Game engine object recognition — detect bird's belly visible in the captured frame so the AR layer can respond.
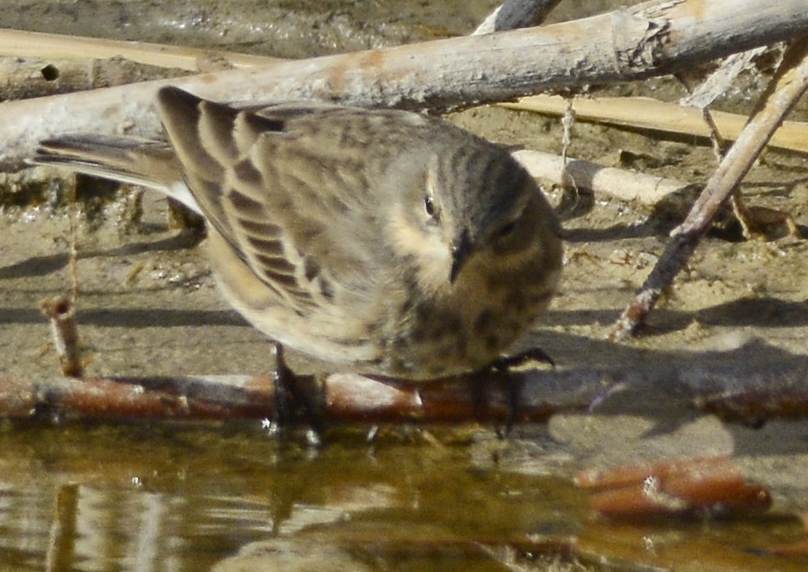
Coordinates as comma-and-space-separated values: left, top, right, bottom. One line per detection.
371, 283, 553, 381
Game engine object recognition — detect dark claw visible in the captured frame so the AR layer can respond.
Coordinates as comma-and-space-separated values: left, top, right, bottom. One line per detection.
492, 347, 555, 371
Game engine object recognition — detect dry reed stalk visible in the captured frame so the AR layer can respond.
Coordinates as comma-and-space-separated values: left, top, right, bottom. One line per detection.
0, 28, 276, 72
503, 94, 808, 154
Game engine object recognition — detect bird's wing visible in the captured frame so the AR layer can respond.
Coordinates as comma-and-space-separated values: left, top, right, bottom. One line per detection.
156, 87, 385, 316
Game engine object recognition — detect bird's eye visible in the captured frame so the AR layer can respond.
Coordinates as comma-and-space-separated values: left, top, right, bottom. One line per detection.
496, 220, 517, 240
424, 194, 437, 219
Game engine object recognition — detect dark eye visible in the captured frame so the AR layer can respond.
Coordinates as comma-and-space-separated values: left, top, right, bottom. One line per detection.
424, 194, 437, 218
496, 220, 517, 240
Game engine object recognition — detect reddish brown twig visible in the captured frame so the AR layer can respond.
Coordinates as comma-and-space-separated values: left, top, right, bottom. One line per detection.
0, 374, 274, 421
38, 295, 83, 378
3, 355, 808, 424
577, 456, 771, 518
611, 38, 808, 340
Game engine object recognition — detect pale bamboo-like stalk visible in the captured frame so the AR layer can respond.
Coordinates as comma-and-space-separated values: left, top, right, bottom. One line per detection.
513, 149, 696, 206
0, 28, 276, 71
504, 94, 808, 155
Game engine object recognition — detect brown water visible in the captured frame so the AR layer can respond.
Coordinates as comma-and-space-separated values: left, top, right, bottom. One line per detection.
1, 423, 590, 571
3, 421, 807, 572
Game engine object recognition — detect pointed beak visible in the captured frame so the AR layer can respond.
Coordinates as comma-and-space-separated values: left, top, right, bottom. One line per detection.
450, 230, 473, 284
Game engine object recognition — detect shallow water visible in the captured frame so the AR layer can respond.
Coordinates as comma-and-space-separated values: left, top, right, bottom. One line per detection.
1, 421, 807, 571
0, 423, 589, 571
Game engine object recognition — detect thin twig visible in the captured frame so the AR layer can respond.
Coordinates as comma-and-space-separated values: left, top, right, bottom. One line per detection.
610, 37, 808, 340
38, 296, 83, 378
474, 0, 563, 35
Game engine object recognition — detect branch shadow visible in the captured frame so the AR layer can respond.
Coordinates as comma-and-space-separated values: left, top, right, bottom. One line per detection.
0, 232, 202, 280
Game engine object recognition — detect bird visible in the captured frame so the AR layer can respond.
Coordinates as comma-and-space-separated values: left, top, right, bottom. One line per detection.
34, 86, 563, 381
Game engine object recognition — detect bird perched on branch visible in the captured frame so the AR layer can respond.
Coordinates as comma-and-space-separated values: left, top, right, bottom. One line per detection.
35, 86, 562, 381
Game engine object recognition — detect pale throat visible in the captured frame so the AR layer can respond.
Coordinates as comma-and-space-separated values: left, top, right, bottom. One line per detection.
388, 204, 452, 295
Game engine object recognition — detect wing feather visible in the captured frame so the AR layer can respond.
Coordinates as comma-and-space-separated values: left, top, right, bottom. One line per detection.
156, 86, 382, 317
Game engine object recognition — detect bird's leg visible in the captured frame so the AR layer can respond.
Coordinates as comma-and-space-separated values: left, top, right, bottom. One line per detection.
469, 365, 522, 437
271, 343, 323, 443
271, 342, 295, 427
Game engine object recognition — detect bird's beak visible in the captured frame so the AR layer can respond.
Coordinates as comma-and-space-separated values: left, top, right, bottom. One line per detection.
450, 230, 473, 284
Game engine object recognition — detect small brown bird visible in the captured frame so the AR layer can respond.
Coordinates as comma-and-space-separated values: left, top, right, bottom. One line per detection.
35, 87, 562, 381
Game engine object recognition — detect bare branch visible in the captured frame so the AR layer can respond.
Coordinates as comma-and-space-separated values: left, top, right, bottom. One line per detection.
611, 37, 808, 340
1, 0, 806, 171
473, 0, 564, 35
2, 353, 808, 425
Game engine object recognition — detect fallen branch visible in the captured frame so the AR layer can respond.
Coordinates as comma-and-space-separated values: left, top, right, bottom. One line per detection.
0, 0, 554, 101
1, 0, 806, 171
0, 0, 556, 74
513, 149, 698, 207
2, 353, 808, 425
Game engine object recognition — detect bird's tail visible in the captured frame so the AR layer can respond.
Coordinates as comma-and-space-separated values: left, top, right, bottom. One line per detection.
32, 134, 202, 214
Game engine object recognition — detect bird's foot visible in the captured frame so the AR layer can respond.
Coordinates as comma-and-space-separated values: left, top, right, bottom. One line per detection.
487, 347, 555, 435
492, 347, 555, 371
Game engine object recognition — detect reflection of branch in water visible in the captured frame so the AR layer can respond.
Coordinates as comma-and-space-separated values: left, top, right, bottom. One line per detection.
45, 483, 79, 572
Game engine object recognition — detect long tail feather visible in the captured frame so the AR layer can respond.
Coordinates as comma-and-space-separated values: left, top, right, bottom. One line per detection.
32, 134, 202, 214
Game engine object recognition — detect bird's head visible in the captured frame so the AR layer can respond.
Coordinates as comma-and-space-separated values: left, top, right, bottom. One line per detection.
388, 139, 555, 294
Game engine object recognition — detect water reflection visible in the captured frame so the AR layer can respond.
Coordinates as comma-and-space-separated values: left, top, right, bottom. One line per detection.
2, 423, 805, 571
0, 424, 582, 571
